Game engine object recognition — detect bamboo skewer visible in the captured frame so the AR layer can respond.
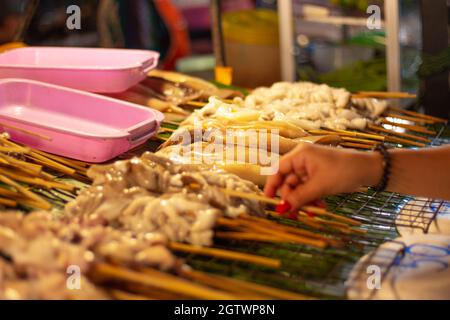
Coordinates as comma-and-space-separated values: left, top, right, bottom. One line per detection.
353, 91, 417, 99
367, 124, 431, 143
240, 219, 330, 248
341, 137, 379, 145
389, 106, 447, 123
109, 290, 151, 300
379, 119, 435, 135
385, 113, 436, 124
27, 151, 77, 176
92, 263, 239, 300
31, 149, 90, 170
169, 242, 281, 268
232, 214, 345, 247
0, 167, 74, 191
0, 146, 31, 153
137, 265, 242, 300
180, 269, 271, 300
301, 206, 361, 226
183, 101, 208, 108
366, 132, 427, 148
0, 197, 17, 207
215, 231, 327, 248
0, 174, 51, 209
340, 142, 374, 150
309, 129, 385, 142
216, 187, 361, 227
162, 120, 182, 127
181, 268, 310, 300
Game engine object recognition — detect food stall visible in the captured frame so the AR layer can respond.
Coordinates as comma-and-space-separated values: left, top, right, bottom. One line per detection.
0, 0, 449, 302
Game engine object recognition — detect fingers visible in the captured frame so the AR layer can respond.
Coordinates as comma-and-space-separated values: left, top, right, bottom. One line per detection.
282, 182, 323, 211
264, 145, 308, 197
285, 173, 299, 187
264, 172, 283, 197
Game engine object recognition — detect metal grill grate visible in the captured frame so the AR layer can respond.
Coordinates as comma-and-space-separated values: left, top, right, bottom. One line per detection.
178, 121, 450, 299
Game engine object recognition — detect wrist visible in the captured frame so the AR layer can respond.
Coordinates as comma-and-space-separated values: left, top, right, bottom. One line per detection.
358, 151, 384, 187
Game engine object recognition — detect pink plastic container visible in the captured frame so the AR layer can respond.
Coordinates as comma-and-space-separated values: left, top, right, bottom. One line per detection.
0, 79, 164, 163
0, 47, 159, 93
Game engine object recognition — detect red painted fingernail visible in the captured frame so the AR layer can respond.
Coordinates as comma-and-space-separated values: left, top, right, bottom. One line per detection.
305, 211, 316, 218
313, 200, 327, 208
276, 200, 292, 214
288, 212, 298, 220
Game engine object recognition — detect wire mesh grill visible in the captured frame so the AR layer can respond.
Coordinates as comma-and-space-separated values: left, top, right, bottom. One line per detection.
175, 121, 450, 299
25, 120, 448, 299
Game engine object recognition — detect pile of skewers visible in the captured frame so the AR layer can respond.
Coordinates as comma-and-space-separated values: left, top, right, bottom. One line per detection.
115, 72, 445, 151
1, 70, 448, 300
0, 133, 90, 210
0, 210, 309, 300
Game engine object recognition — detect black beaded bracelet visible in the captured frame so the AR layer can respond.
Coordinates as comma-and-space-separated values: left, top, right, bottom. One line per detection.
373, 143, 391, 192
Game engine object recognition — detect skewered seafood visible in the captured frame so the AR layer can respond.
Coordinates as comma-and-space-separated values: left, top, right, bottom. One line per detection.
179, 81, 388, 132
244, 81, 388, 130
0, 210, 177, 299
65, 153, 265, 246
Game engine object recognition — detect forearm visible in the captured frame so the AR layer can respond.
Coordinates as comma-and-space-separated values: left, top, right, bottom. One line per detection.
363, 145, 450, 200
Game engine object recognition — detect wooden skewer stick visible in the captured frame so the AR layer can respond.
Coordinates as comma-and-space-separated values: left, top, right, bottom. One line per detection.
365, 130, 427, 148
138, 265, 243, 299
0, 174, 51, 209
238, 214, 334, 242
183, 101, 208, 108
379, 118, 435, 135
182, 268, 311, 300
0, 122, 52, 141
352, 91, 417, 99
180, 269, 271, 300
385, 113, 436, 124
92, 263, 239, 300
0, 187, 50, 210
0, 153, 43, 175
109, 290, 151, 300
340, 142, 374, 150
220, 188, 361, 226
341, 137, 379, 145
162, 120, 182, 127
0, 167, 74, 191
309, 129, 385, 142
169, 242, 281, 269
1, 139, 78, 175
31, 149, 91, 169
367, 124, 431, 143
301, 206, 361, 226
389, 106, 448, 123
215, 231, 328, 249
0, 197, 17, 207
233, 218, 330, 248
0, 146, 31, 153
235, 215, 343, 247
27, 151, 76, 176
159, 127, 177, 133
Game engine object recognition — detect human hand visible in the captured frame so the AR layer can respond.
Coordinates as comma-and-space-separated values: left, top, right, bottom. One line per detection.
264, 143, 382, 211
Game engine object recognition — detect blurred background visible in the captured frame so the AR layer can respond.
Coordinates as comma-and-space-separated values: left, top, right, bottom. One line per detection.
0, 0, 449, 114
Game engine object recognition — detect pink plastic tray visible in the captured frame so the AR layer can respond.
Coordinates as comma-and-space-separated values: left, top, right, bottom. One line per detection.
0, 79, 164, 163
0, 47, 159, 93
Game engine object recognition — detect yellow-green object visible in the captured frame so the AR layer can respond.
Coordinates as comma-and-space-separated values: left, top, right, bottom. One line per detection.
222, 9, 279, 46
221, 9, 281, 87
0, 41, 26, 53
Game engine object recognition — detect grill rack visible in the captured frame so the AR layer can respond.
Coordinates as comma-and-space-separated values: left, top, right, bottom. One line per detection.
27, 120, 449, 299
176, 121, 450, 299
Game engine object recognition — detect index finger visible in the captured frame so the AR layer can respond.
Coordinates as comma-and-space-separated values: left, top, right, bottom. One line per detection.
264, 172, 284, 198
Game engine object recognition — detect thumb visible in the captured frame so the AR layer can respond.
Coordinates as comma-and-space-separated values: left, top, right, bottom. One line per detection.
282, 182, 324, 211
